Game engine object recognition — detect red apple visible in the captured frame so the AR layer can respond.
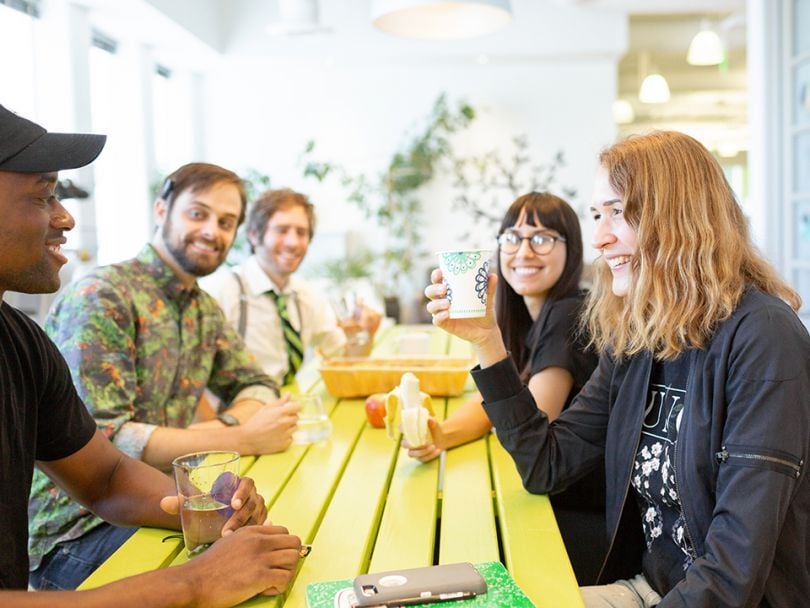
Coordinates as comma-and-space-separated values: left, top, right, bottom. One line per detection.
365, 393, 387, 428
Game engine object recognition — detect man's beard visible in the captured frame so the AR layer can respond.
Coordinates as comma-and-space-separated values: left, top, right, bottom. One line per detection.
162, 217, 227, 277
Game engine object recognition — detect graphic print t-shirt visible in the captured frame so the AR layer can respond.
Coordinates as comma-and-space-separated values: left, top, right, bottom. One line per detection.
631, 353, 695, 596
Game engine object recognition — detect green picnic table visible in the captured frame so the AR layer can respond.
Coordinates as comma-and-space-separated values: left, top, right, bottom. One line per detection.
78, 324, 584, 608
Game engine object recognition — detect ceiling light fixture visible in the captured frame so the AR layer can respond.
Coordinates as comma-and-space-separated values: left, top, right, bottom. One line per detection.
267, 0, 330, 36
639, 74, 670, 104
637, 51, 670, 104
687, 20, 724, 66
371, 0, 512, 41
611, 99, 635, 124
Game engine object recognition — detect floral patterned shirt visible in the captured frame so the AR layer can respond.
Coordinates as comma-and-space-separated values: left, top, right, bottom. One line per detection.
27, 245, 278, 568
632, 355, 695, 595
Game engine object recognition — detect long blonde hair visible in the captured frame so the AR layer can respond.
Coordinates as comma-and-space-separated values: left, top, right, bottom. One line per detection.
584, 131, 801, 360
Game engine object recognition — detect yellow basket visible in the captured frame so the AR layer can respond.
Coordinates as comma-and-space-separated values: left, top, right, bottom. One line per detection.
319, 355, 474, 398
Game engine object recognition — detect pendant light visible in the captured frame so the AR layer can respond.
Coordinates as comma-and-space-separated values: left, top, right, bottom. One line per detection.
611, 99, 635, 124
638, 52, 670, 104
371, 0, 513, 41
687, 20, 724, 66
639, 74, 670, 104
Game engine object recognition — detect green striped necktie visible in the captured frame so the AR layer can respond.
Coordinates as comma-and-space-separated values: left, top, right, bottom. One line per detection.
270, 291, 304, 385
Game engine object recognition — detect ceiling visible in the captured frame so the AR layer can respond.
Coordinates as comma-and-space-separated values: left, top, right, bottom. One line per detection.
77, 0, 749, 155
81, 0, 745, 62
616, 8, 748, 157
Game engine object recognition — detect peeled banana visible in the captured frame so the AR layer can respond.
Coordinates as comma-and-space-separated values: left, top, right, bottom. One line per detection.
384, 372, 434, 447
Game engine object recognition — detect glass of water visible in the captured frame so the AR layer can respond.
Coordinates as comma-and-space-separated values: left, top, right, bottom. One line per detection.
172, 450, 240, 556
292, 395, 332, 444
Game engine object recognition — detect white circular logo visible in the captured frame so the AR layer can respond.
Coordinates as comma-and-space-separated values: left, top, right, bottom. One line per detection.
378, 575, 408, 587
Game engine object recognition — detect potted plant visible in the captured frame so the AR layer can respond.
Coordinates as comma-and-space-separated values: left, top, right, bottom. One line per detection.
447, 134, 577, 242
300, 94, 476, 320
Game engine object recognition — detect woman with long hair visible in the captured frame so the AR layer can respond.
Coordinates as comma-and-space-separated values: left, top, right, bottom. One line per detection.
408, 192, 605, 583
426, 131, 810, 607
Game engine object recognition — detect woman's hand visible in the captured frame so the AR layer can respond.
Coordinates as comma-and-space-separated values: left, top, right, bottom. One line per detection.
403, 418, 444, 463
425, 269, 507, 367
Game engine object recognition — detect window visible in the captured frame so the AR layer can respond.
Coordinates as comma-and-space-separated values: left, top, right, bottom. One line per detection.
89, 31, 151, 264
791, 0, 810, 319
0, 2, 37, 114
152, 63, 195, 179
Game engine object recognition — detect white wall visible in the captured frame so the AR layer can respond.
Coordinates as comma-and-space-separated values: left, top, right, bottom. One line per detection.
6, 0, 625, 321
202, 12, 624, 319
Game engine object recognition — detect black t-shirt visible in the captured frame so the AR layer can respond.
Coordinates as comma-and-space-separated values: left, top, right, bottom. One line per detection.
633, 352, 694, 596
0, 302, 96, 589
526, 295, 597, 409
525, 295, 602, 511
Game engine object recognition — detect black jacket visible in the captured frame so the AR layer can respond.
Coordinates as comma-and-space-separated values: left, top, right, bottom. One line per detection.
476, 288, 810, 607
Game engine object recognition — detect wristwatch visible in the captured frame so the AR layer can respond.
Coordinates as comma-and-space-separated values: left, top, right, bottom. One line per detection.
217, 412, 240, 427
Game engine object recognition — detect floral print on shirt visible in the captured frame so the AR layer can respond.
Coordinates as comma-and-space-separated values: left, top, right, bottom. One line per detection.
632, 381, 695, 571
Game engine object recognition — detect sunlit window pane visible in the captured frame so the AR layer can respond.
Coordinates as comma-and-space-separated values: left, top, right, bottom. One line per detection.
0, 3, 36, 114
89, 40, 150, 264
152, 65, 194, 179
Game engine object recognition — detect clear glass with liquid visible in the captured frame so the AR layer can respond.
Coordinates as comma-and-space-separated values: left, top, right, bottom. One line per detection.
292, 395, 333, 444
172, 450, 240, 556
180, 494, 231, 555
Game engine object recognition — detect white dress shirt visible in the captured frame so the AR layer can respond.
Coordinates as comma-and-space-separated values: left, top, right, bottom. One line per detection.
200, 255, 346, 385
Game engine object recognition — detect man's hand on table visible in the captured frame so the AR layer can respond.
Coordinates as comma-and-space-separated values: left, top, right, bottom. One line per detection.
180, 525, 303, 606
206, 394, 300, 455
160, 475, 268, 533
238, 396, 300, 454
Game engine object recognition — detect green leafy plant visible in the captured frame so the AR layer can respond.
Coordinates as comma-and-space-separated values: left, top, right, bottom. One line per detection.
307, 248, 376, 292
301, 93, 476, 295
448, 135, 577, 241
242, 169, 272, 203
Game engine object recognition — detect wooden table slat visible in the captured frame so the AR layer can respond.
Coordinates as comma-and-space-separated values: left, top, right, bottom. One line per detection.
280, 424, 401, 608
438, 437, 500, 565
490, 439, 584, 608
77, 527, 183, 590
365, 450, 440, 573
365, 396, 449, 573
265, 403, 367, 543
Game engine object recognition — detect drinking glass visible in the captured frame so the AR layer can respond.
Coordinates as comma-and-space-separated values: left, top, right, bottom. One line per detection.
292, 395, 333, 444
333, 292, 373, 357
172, 450, 240, 556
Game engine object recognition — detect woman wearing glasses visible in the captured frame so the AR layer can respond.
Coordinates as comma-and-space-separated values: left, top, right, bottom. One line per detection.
408, 192, 606, 584
426, 132, 810, 607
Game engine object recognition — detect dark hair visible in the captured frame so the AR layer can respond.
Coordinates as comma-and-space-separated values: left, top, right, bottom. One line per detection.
160, 163, 247, 225
495, 192, 584, 376
246, 188, 316, 253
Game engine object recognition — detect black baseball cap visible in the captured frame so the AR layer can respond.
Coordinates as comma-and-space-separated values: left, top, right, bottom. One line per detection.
0, 104, 106, 173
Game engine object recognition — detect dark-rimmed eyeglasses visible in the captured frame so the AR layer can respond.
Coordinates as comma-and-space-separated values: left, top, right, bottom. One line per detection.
497, 230, 566, 255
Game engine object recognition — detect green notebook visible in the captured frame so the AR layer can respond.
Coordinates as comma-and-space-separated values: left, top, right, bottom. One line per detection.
305, 561, 535, 608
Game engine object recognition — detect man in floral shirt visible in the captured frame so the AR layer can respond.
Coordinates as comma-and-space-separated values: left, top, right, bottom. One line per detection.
28, 162, 300, 591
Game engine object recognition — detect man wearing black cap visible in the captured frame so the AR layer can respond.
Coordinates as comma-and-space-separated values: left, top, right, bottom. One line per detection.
0, 104, 302, 606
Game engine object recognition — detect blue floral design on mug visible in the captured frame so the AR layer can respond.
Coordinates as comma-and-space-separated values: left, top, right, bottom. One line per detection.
475, 260, 489, 304
440, 251, 481, 275
443, 279, 453, 304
